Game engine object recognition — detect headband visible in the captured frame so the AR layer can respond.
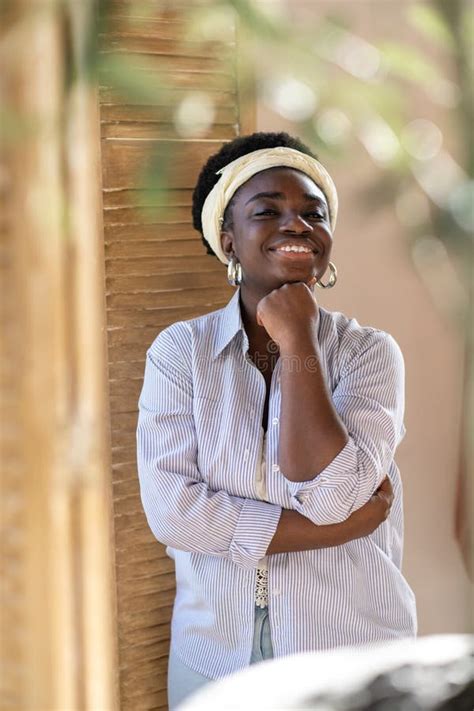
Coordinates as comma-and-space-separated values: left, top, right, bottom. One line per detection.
200, 146, 338, 265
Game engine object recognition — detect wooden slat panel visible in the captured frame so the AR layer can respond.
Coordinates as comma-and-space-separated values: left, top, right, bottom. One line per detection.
105, 239, 202, 258
99, 4, 246, 709
102, 46, 231, 70
107, 299, 230, 327
101, 51, 234, 77
100, 67, 234, 93
120, 622, 170, 647
101, 121, 237, 140
110, 410, 138, 432
101, 103, 237, 123
103, 206, 194, 225
115, 545, 171, 570
101, 139, 228, 190
105, 270, 227, 297
117, 598, 173, 624
102, 188, 192, 208
105, 255, 222, 276
100, 35, 234, 58
104, 221, 200, 242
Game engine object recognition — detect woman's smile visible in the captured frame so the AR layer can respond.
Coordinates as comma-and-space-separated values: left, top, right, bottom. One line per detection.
268, 239, 321, 262
269, 248, 316, 262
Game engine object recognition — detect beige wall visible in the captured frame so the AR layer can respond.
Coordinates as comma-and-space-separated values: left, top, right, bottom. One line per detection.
256, 0, 471, 637
313, 151, 469, 636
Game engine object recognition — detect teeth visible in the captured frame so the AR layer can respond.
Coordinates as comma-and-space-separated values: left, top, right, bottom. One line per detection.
277, 245, 312, 253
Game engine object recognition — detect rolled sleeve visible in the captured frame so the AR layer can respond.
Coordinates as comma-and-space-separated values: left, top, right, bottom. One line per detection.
137, 327, 282, 570
230, 498, 282, 568
284, 332, 406, 525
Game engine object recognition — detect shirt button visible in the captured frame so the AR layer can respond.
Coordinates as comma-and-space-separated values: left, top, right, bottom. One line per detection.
296, 493, 308, 504
273, 588, 281, 596
243, 450, 249, 461
272, 464, 279, 472
272, 417, 279, 426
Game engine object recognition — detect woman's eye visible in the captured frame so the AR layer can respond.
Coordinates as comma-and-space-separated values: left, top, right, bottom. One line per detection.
306, 212, 326, 220
255, 209, 278, 217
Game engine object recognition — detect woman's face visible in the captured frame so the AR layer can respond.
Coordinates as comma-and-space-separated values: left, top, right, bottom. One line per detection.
220, 167, 333, 296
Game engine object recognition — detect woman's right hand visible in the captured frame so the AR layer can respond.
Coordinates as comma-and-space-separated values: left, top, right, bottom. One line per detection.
338, 476, 394, 544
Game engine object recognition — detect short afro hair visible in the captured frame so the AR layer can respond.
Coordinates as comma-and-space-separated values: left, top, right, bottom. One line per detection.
192, 131, 319, 258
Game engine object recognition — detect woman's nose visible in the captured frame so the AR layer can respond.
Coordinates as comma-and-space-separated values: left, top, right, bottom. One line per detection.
279, 213, 312, 233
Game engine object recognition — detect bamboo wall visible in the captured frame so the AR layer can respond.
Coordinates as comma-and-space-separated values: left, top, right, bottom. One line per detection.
98, 3, 251, 708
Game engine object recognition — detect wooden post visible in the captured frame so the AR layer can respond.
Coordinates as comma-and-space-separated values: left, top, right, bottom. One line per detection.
0, 1, 118, 708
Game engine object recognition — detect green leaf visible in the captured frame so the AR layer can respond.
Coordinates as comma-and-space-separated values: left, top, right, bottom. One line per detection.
98, 54, 166, 105
462, 3, 474, 68
377, 41, 440, 86
407, 3, 454, 50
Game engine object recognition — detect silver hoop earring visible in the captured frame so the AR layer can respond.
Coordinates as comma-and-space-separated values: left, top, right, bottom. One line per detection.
227, 255, 242, 287
315, 261, 337, 289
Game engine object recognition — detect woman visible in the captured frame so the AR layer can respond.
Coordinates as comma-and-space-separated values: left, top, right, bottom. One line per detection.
136, 132, 417, 709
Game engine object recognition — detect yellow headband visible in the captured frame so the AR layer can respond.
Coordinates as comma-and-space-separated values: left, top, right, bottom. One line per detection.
200, 146, 338, 265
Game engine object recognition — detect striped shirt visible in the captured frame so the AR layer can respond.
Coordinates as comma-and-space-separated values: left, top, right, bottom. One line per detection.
136, 286, 417, 680
255, 429, 269, 608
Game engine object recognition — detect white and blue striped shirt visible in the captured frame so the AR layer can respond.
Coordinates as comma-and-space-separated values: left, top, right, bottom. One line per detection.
136, 286, 417, 679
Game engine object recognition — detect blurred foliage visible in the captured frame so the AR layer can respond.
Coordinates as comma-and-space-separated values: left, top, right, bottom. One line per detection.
1, 0, 472, 312
206, 0, 473, 324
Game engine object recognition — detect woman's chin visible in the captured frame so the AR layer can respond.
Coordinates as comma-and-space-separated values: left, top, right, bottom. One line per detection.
275, 266, 316, 284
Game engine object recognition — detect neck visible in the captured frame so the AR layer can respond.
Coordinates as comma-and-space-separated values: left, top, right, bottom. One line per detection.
238, 286, 273, 349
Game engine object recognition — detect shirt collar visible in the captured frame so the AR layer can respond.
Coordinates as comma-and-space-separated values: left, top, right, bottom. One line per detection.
212, 285, 322, 360
213, 287, 246, 360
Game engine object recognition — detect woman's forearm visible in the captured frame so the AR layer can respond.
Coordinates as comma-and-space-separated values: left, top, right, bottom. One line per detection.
278, 336, 349, 482
266, 476, 392, 555
266, 508, 352, 555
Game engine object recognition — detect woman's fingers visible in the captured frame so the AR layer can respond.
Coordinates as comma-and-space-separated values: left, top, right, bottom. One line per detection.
377, 476, 393, 498
374, 476, 394, 517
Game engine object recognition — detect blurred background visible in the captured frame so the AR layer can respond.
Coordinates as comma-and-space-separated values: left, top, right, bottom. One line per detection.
1, 1, 473, 709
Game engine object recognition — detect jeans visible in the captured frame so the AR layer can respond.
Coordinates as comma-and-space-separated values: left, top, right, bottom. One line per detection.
167, 605, 274, 710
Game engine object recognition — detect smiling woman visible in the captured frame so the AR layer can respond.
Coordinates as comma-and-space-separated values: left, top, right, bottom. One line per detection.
136, 131, 417, 709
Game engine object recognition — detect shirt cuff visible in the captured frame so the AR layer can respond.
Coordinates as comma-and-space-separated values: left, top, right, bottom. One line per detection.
229, 498, 282, 569
285, 438, 361, 525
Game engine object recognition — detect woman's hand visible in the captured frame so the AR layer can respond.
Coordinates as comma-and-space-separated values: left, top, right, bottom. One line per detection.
256, 279, 319, 350
337, 476, 394, 544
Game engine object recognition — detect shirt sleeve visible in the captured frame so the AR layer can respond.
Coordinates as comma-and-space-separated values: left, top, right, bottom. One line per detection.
284, 331, 407, 525
136, 326, 282, 570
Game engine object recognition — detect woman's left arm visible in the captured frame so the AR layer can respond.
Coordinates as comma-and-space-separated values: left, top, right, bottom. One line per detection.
278, 330, 406, 525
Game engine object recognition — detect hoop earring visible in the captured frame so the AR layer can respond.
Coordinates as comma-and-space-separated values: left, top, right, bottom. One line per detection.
315, 261, 337, 289
227, 255, 242, 287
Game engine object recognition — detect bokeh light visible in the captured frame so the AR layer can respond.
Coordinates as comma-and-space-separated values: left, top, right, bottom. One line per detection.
448, 180, 474, 232
174, 92, 215, 137
357, 117, 400, 165
315, 108, 352, 145
412, 150, 466, 206
334, 33, 381, 81
263, 76, 318, 122
401, 118, 443, 161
